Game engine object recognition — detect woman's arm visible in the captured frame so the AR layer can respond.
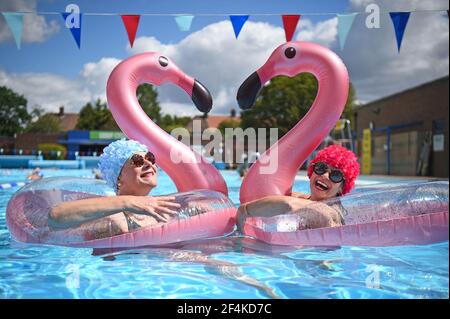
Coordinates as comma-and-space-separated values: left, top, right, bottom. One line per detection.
237, 195, 309, 231
292, 201, 343, 229
48, 195, 180, 230
291, 192, 311, 199
237, 195, 343, 232
48, 196, 131, 230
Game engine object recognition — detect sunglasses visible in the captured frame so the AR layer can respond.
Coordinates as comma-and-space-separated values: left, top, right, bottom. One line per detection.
129, 151, 156, 167
313, 162, 345, 184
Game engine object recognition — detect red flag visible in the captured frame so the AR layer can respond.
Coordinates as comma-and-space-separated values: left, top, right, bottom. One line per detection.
121, 15, 141, 48
282, 15, 301, 42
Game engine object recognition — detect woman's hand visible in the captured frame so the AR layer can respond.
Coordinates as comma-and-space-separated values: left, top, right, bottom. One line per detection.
125, 196, 181, 222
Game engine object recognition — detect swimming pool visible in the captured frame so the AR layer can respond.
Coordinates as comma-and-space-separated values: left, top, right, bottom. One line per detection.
0, 169, 448, 298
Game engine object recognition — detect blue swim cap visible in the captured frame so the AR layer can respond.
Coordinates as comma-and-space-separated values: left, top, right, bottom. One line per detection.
98, 139, 148, 192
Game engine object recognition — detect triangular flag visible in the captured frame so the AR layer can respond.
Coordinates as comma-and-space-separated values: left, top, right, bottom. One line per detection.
121, 15, 141, 48
175, 15, 194, 32
389, 12, 410, 52
337, 13, 358, 50
61, 12, 82, 49
1, 12, 24, 49
282, 15, 301, 42
229, 15, 249, 39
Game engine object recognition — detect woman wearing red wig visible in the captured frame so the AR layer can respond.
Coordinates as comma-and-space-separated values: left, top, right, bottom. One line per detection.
237, 145, 360, 231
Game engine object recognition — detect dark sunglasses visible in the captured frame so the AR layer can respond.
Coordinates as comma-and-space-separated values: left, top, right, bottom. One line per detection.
129, 151, 156, 167
313, 162, 345, 184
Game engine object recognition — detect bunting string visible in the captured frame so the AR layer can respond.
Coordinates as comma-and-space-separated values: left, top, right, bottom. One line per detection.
0, 8, 448, 52
0, 8, 448, 16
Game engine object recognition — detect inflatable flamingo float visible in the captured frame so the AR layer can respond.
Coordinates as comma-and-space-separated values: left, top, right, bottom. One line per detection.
237, 41, 449, 246
106, 53, 227, 195
6, 53, 237, 248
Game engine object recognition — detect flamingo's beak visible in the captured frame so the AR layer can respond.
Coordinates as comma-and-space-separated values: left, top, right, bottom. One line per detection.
192, 79, 213, 113
236, 72, 262, 110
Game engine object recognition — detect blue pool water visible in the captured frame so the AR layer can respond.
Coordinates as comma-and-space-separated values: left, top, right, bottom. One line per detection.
0, 169, 448, 299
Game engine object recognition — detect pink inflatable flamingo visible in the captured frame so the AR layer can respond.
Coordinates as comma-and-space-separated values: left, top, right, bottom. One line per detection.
236, 42, 448, 246
237, 41, 349, 204
6, 53, 237, 248
106, 53, 228, 195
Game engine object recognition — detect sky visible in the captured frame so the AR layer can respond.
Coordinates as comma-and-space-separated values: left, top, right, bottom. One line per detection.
0, 0, 448, 116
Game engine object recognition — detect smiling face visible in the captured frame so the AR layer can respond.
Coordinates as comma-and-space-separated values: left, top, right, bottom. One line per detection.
309, 163, 344, 201
116, 152, 158, 196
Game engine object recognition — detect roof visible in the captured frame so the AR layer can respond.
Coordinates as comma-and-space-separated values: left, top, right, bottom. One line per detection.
50, 113, 79, 131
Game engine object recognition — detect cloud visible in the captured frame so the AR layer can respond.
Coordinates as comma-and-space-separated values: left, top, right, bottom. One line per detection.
80, 58, 121, 100
128, 20, 284, 115
1, 5, 447, 116
296, 17, 338, 47
0, 0, 59, 44
0, 58, 120, 113
0, 69, 89, 112
343, 0, 449, 103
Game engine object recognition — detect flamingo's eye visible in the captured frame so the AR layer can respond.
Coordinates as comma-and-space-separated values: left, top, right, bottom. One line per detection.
284, 47, 296, 59
158, 56, 169, 67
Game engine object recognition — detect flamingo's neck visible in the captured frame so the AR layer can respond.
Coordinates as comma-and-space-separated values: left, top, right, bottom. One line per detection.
106, 53, 228, 195
240, 46, 349, 203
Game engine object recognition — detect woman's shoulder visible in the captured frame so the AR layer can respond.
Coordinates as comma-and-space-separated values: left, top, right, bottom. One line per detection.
291, 192, 311, 200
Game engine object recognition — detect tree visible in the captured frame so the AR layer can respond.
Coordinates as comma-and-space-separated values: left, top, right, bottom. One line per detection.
76, 84, 162, 131
137, 84, 161, 124
160, 114, 192, 132
240, 74, 357, 138
76, 99, 119, 130
0, 86, 31, 137
24, 113, 61, 133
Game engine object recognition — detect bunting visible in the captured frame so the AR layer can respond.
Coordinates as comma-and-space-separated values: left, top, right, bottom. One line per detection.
121, 15, 141, 48
229, 15, 249, 39
389, 12, 411, 52
0, 8, 447, 53
1, 12, 24, 49
337, 13, 358, 50
175, 15, 194, 31
61, 11, 82, 49
282, 15, 301, 42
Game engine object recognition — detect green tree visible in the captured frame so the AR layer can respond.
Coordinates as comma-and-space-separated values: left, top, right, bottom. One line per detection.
137, 84, 161, 124
76, 99, 119, 130
76, 84, 161, 131
240, 74, 356, 137
24, 113, 61, 133
160, 114, 192, 132
0, 86, 31, 137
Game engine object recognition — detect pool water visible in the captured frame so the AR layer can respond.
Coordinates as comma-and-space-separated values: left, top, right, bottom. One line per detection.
0, 169, 448, 299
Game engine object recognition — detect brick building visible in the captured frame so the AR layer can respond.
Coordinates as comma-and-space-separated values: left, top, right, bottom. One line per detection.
354, 76, 448, 177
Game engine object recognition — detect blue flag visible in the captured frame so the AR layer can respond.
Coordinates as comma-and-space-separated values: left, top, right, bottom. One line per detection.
175, 15, 194, 31
2, 12, 24, 49
229, 15, 249, 39
389, 12, 410, 52
61, 12, 82, 49
337, 13, 357, 50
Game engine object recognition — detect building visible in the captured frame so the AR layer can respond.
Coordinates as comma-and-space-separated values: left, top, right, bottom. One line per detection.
354, 76, 448, 177
10, 106, 126, 159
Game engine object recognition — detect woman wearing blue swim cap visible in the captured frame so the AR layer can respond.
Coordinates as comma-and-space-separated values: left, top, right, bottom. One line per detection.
48, 139, 180, 234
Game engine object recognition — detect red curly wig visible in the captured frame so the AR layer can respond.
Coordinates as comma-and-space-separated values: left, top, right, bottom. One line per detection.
307, 145, 360, 195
